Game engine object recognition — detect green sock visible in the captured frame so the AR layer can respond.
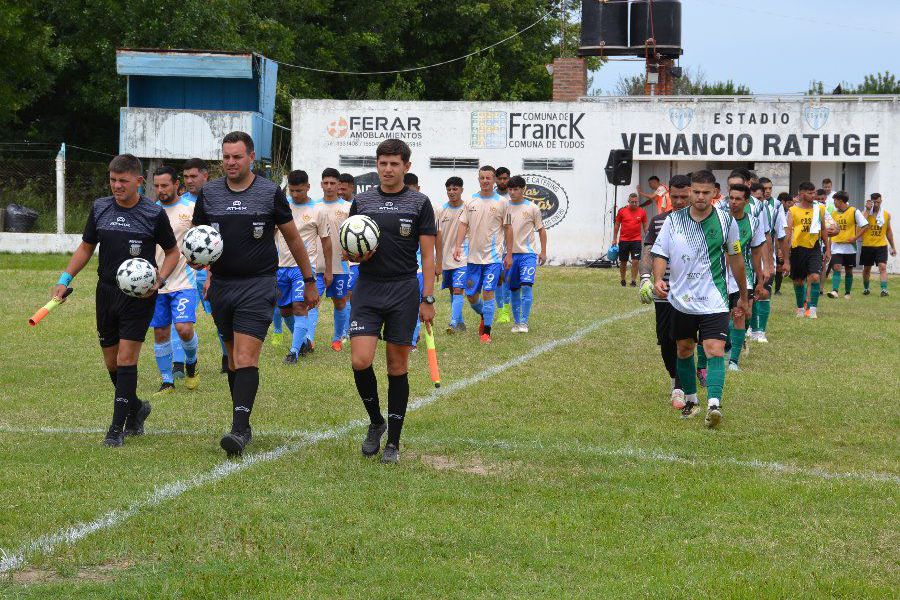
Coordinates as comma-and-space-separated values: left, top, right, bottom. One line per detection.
757, 300, 771, 332
864, 279, 870, 291
750, 302, 760, 330
831, 271, 841, 292
729, 326, 746, 364
845, 273, 853, 294
810, 282, 821, 308
676, 355, 697, 395
707, 356, 726, 404
882, 280, 888, 291
696, 345, 708, 370
794, 283, 806, 308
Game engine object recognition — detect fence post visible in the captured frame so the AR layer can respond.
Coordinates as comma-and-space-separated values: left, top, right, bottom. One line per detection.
56, 143, 66, 234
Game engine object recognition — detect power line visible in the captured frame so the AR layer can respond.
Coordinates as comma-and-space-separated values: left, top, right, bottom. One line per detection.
66, 144, 116, 157
274, 8, 555, 75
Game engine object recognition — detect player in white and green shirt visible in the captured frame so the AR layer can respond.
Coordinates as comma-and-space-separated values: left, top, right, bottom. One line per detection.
651, 170, 749, 428
724, 184, 767, 371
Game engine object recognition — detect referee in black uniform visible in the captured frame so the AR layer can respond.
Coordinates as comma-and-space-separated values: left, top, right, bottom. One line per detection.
191, 131, 319, 457
348, 138, 437, 464
52, 154, 179, 447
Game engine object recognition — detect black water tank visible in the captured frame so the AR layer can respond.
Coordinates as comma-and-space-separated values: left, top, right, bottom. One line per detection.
579, 0, 630, 57
630, 0, 683, 56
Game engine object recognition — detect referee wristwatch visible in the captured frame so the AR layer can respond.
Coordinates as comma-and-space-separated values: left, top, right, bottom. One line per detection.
303, 276, 315, 284
422, 295, 436, 305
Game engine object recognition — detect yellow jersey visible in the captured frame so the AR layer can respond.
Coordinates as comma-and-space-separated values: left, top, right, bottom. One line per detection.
862, 211, 890, 247
789, 204, 827, 249
831, 206, 863, 244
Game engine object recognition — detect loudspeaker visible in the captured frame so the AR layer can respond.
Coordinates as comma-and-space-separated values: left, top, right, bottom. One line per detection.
605, 149, 633, 186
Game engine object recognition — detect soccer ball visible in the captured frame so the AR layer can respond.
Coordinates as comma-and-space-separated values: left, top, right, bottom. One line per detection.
116, 258, 157, 298
182, 225, 224, 266
339, 215, 380, 257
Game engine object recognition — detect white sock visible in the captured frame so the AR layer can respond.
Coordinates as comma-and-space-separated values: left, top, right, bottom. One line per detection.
685, 393, 698, 404
708, 398, 721, 409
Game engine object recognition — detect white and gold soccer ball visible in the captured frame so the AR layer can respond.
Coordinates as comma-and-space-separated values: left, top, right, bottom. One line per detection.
339, 215, 380, 258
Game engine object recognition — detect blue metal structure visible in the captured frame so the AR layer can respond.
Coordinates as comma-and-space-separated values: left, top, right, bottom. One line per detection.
116, 49, 278, 160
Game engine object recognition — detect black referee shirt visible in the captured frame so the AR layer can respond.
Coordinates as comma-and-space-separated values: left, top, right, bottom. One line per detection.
349, 186, 437, 282
643, 211, 671, 303
82, 196, 176, 285
192, 175, 293, 279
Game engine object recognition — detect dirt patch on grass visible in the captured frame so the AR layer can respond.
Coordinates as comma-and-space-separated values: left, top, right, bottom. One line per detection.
10, 559, 133, 585
417, 452, 515, 476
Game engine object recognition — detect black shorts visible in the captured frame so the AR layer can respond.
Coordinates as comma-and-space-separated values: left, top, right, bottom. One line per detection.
654, 301, 676, 346
860, 246, 888, 267
789, 246, 823, 280
349, 276, 420, 346
95, 281, 156, 348
208, 275, 277, 342
830, 252, 857, 269
618, 240, 642, 262
671, 309, 730, 344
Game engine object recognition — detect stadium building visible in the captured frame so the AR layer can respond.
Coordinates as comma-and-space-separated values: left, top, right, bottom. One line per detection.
292, 95, 900, 269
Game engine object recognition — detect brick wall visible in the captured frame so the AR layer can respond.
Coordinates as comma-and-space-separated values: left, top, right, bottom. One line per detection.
552, 57, 587, 102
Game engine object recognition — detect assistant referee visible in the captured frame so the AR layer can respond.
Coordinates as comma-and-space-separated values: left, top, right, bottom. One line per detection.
53, 154, 179, 447
348, 138, 437, 464
192, 131, 319, 457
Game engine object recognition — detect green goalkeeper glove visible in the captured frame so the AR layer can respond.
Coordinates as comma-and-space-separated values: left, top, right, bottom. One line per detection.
639, 276, 654, 304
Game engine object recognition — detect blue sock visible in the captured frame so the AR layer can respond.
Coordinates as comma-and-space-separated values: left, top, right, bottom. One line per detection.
283, 314, 295, 333
333, 306, 350, 342
495, 293, 504, 309
273, 308, 283, 334
503, 278, 512, 304
291, 315, 309, 353
171, 325, 185, 364
451, 294, 465, 326
483, 299, 496, 327
510, 288, 523, 323
307, 307, 319, 343
343, 302, 352, 336
154, 341, 174, 384
470, 299, 484, 316
412, 319, 421, 345
521, 286, 534, 323
181, 332, 199, 365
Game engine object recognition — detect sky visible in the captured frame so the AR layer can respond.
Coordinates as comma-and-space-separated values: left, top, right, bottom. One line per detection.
588, 0, 900, 95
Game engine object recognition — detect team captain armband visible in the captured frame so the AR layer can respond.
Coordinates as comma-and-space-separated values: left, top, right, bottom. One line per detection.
731, 240, 742, 254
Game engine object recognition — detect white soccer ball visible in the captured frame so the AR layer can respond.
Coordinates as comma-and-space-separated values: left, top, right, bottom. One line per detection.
339, 215, 380, 257
116, 258, 157, 298
182, 225, 224, 266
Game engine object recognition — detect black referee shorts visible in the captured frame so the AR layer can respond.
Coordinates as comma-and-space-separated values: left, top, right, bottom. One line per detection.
349, 276, 420, 346
208, 275, 277, 342
96, 281, 156, 348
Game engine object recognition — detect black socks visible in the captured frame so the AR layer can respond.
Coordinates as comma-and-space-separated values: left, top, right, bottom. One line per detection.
660, 340, 678, 381
108, 370, 118, 387
386, 373, 409, 446
354, 366, 385, 426
231, 366, 259, 433
227, 369, 236, 396
111, 365, 137, 430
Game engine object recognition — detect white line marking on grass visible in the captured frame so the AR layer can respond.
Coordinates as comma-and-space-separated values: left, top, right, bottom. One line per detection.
404, 436, 900, 486
0, 307, 649, 574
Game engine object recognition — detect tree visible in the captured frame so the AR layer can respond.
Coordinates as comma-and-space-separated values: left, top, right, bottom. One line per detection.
1, 0, 588, 150
809, 71, 900, 95
614, 67, 750, 96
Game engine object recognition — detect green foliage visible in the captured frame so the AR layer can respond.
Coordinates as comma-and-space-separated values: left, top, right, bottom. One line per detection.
614, 67, 751, 96
0, 0, 580, 150
810, 71, 900, 95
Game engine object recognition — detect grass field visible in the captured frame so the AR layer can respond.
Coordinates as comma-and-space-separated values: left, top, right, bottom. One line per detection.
0, 254, 898, 598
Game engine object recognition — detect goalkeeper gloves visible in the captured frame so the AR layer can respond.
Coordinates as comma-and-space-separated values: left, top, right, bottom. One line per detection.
639, 276, 654, 304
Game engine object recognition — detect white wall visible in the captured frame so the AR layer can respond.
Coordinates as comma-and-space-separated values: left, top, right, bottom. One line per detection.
292, 96, 900, 271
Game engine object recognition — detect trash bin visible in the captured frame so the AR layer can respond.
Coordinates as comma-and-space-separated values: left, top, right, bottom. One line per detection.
4, 203, 39, 232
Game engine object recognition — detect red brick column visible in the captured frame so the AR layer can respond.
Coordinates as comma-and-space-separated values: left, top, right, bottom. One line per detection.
552, 57, 587, 102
